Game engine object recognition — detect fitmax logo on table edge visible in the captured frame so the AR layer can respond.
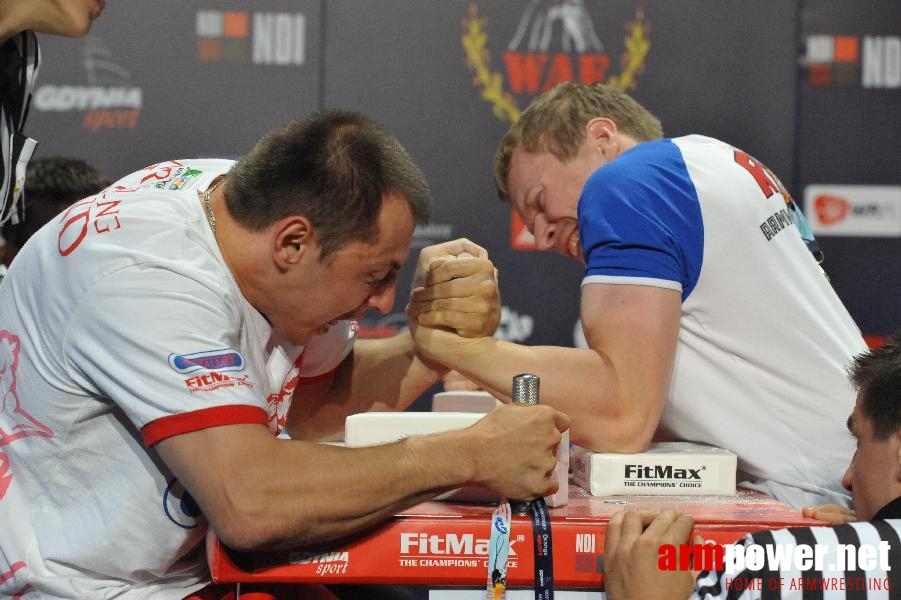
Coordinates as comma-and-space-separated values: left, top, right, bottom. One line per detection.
400, 532, 519, 557
196, 10, 306, 65
32, 37, 142, 131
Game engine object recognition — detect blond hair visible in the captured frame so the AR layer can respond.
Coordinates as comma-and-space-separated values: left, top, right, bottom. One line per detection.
493, 82, 663, 200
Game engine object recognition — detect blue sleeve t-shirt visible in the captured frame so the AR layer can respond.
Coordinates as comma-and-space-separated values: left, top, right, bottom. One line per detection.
578, 139, 704, 302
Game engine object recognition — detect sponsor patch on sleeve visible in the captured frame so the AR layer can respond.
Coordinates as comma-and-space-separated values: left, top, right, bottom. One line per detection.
168, 348, 245, 374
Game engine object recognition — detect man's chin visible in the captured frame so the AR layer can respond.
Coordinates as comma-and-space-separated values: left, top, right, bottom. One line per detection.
554, 247, 583, 263
567, 233, 583, 261
316, 320, 339, 336
278, 327, 320, 347
286, 317, 355, 344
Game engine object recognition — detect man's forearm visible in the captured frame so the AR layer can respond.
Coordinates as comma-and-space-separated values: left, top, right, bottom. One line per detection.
160, 425, 474, 550
422, 334, 656, 451
349, 332, 449, 410
159, 403, 568, 551
287, 331, 447, 441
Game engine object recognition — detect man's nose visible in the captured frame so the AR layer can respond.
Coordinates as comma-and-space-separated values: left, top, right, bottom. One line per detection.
841, 459, 854, 492
366, 281, 397, 314
532, 214, 557, 252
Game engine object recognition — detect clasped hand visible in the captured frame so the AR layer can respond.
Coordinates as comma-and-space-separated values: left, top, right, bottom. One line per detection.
405, 238, 500, 340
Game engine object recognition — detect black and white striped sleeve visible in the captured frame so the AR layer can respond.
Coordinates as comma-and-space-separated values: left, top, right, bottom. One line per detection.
690, 520, 901, 600
0, 30, 41, 226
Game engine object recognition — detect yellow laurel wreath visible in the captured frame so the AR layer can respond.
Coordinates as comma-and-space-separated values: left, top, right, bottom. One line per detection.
608, 8, 651, 92
461, 4, 521, 123
462, 4, 650, 122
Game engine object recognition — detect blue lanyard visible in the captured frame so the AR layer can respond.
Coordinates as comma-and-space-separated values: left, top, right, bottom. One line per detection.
528, 497, 554, 600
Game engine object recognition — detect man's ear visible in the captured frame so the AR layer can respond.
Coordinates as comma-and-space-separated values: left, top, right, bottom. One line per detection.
273, 216, 315, 269
894, 430, 901, 482
586, 117, 618, 156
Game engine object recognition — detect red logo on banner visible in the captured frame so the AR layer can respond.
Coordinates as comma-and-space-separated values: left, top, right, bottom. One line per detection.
463, 3, 650, 252
814, 194, 850, 225
462, 5, 651, 125
510, 210, 537, 250
864, 335, 889, 349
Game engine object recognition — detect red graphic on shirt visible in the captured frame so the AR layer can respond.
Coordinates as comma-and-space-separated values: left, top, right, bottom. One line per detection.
0, 561, 30, 598
733, 150, 796, 203
139, 160, 185, 184
266, 352, 305, 435
13, 585, 31, 599
0, 453, 10, 501
57, 194, 123, 257
814, 194, 850, 225
0, 331, 54, 500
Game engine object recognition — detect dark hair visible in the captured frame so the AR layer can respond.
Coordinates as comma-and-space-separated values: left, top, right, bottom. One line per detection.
2, 156, 110, 247
848, 332, 901, 440
493, 82, 663, 201
224, 110, 431, 259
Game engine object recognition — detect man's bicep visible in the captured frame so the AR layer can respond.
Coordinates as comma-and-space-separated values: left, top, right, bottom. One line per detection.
580, 283, 682, 443
284, 369, 342, 440
154, 423, 275, 539
580, 282, 681, 353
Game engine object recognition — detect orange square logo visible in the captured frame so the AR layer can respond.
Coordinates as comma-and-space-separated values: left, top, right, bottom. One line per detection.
833, 36, 858, 63
223, 11, 249, 38
197, 38, 222, 62
807, 64, 832, 86
511, 209, 537, 250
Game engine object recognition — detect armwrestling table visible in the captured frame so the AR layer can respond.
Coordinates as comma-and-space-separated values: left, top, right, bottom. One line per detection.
207, 485, 821, 593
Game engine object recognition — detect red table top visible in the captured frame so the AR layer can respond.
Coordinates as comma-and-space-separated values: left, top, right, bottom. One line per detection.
207, 485, 823, 587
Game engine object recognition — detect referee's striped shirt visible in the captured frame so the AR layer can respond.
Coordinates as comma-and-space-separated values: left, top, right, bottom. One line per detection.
0, 30, 40, 226
692, 519, 901, 599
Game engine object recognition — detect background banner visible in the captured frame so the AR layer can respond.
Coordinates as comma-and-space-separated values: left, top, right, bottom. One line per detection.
26, 1, 900, 406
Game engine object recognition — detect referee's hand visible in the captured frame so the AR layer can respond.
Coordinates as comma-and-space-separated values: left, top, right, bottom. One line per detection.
604, 509, 697, 600
801, 503, 857, 525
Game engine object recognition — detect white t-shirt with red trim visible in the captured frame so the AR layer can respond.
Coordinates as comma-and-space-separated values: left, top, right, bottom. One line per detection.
0, 159, 354, 599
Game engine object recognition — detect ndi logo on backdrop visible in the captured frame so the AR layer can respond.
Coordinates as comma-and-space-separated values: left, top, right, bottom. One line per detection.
196, 10, 305, 65
804, 34, 900, 88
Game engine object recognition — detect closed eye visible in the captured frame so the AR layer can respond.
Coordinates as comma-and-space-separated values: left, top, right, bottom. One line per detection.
368, 270, 397, 289
521, 192, 543, 234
